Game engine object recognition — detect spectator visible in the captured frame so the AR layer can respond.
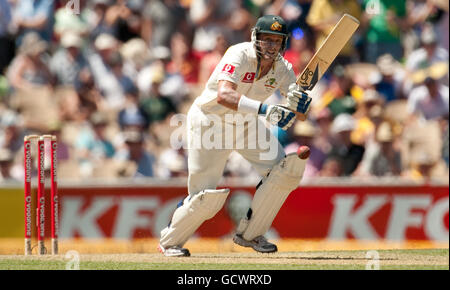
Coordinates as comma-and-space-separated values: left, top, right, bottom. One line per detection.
53, 0, 90, 38
328, 113, 365, 176
198, 32, 229, 85
0, 148, 19, 182
120, 38, 152, 83
88, 33, 127, 109
166, 31, 201, 85
75, 112, 115, 174
0, 0, 15, 74
361, 0, 409, 63
283, 28, 314, 75
157, 147, 188, 178
189, 0, 237, 53
0, 113, 26, 155
117, 85, 149, 130
374, 53, 406, 102
142, 0, 189, 48
352, 89, 384, 145
407, 76, 449, 122
74, 67, 105, 120
315, 65, 357, 118
139, 68, 177, 125
403, 150, 437, 182
114, 130, 155, 177
84, 0, 114, 40
226, 1, 253, 45
312, 107, 334, 157
357, 121, 402, 177
50, 32, 89, 86
306, 0, 361, 65
106, 0, 145, 43
319, 156, 343, 177
13, 0, 54, 44
406, 24, 449, 72
7, 32, 54, 91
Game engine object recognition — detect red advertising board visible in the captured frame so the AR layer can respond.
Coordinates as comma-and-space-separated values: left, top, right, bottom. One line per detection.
57, 185, 449, 242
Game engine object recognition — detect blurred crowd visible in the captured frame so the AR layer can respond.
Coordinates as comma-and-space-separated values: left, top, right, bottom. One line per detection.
0, 0, 448, 183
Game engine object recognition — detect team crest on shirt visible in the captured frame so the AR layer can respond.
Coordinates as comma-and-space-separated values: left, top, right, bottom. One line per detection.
264, 78, 277, 89
271, 21, 282, 32
242, 72, 256, 83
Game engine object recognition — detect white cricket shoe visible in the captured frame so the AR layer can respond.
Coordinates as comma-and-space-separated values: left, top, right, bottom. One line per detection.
158, 244, 190, 257
233, 234, 278, 253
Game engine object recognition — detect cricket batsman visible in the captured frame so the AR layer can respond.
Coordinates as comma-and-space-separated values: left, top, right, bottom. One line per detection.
158, 15, 312, 257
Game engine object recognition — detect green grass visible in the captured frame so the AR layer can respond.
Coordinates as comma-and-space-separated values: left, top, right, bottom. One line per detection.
0, 260, 447, 270
0, 249, 447, 270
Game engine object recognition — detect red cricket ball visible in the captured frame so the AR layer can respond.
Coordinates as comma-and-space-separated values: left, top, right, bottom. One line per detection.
297, 145, 310, 160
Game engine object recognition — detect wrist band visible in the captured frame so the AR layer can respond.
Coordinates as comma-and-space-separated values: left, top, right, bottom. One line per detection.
258, 103, 268, 115
237, 95, 261, 114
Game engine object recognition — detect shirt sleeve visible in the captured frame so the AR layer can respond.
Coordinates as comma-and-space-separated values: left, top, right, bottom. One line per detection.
216, 45, 246, 84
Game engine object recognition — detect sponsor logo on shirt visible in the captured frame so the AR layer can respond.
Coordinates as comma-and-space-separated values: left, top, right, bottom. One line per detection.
222, 64, 235, 75
242, 72, 256, 83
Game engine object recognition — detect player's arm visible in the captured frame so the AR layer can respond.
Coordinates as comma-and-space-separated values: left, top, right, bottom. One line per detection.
217, 80, 296, 130
217, 80, 240, 111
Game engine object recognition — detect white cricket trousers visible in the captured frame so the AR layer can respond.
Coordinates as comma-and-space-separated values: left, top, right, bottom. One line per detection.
159, 103, 285, 248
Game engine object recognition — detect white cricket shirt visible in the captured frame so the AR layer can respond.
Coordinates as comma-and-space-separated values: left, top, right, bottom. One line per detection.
193, 42, 296, 118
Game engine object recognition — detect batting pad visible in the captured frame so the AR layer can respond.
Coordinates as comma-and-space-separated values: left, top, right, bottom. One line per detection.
160, 188, 230, 248
239, 153, 306, 241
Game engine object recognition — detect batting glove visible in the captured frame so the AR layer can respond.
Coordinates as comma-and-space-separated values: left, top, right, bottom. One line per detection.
260, 104, 296, 131
286, 83, 312, 115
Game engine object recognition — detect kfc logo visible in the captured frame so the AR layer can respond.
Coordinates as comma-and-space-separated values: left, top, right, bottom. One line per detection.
242, 72, 255, 83
222, 64, 235, 75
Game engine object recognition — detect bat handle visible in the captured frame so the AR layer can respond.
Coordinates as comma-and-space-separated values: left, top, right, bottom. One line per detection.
295, 112, 307, 121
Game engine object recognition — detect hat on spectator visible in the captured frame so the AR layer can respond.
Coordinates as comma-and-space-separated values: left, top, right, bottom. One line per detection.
61, 32, 83, 48
120, 38, 151, 65
95, 33, 118, 51
293, 120, 317, 137
331, 113, 355, 134
363, 89, 383, 103
152, 46, 171, 60
119, 110, 147, 128
376, 122, 393, 142
369, 104, 384, 119
0, 148, 14, 163
421, 25, 438, 45
90, 112, 109, 126
19, 32, 48, 56
411, 62, 449, 84
412, 151, 435, 166
376, 54, 400, 76
123, 130, 144, 144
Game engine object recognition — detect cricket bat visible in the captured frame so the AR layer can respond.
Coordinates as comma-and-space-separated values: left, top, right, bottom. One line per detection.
295, 14, 360, 121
